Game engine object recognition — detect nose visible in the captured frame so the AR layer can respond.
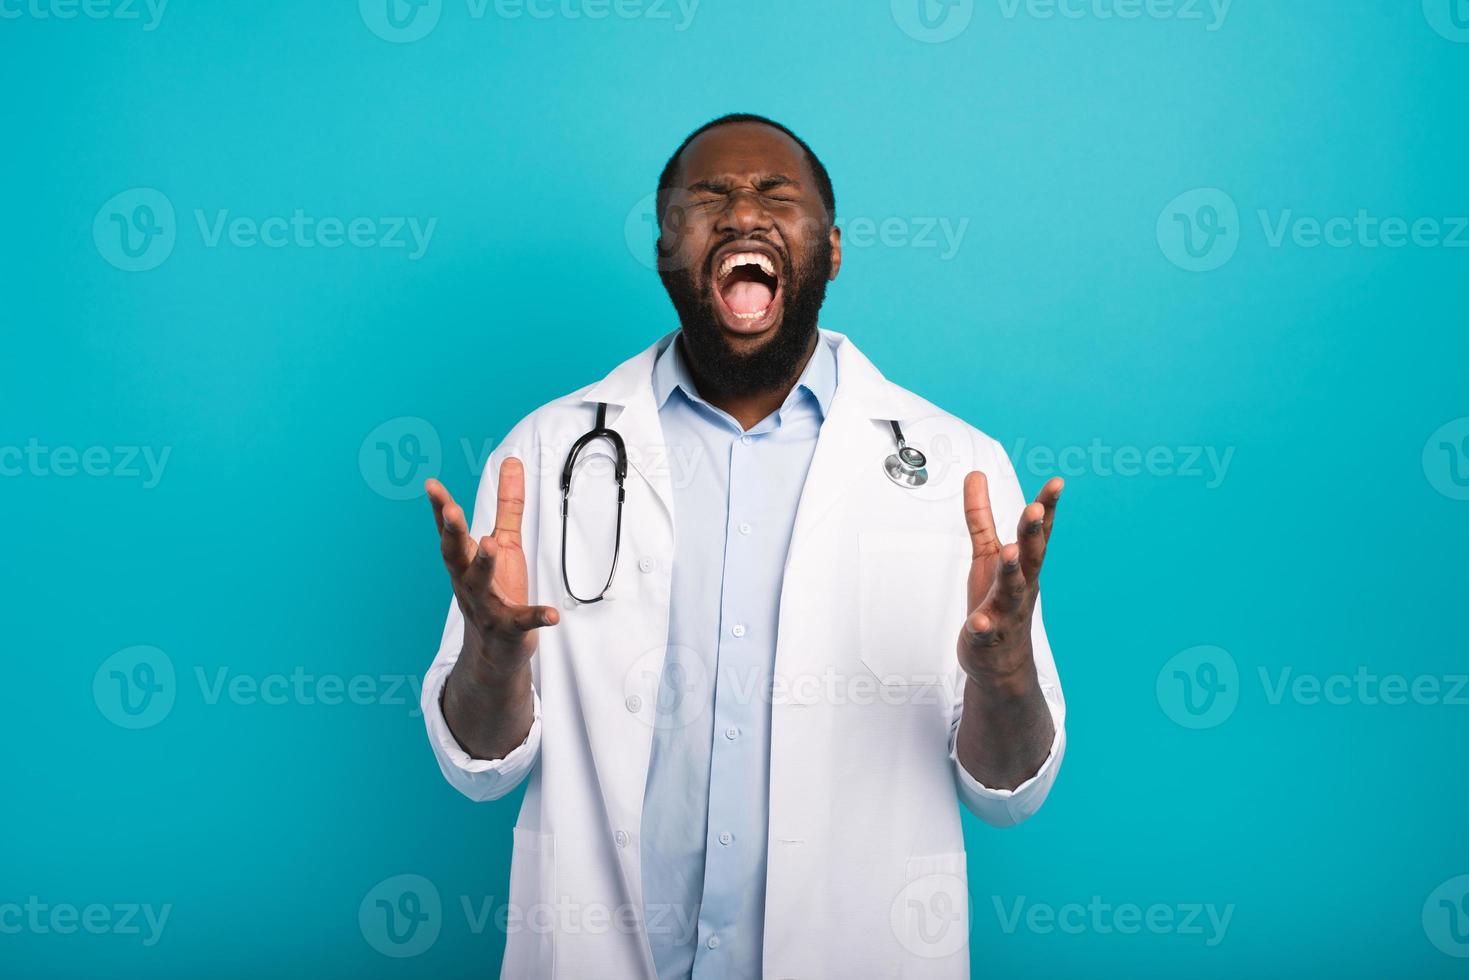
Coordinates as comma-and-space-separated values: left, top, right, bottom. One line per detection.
714, 188, 773, 238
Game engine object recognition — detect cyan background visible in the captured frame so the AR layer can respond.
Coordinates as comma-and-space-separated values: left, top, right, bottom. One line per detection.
3, 0, 1467, 976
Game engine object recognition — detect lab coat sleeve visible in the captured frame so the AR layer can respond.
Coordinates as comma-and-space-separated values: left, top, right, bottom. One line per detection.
948, 436, 1068, 827
420, 431, 544, 803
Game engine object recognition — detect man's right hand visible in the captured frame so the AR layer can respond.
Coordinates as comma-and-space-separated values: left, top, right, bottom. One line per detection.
426, 459, 557, 760
427, 460, 559, 674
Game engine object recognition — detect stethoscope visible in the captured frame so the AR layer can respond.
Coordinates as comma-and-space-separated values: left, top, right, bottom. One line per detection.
560, 404, 927, 604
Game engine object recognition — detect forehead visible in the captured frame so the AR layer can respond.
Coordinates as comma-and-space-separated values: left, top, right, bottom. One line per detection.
673, 122, 814, 185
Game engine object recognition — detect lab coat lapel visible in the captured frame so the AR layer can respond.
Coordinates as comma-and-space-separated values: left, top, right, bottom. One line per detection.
787, 330, 910, 554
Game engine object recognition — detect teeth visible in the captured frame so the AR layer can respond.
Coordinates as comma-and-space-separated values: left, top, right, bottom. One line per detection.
717, 251, 777, 282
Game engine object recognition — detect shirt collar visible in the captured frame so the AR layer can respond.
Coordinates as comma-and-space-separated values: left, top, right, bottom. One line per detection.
652, 331, 838, 420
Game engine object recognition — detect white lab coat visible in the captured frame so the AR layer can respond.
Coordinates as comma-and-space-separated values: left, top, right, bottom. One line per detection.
421, 328, 1066, 979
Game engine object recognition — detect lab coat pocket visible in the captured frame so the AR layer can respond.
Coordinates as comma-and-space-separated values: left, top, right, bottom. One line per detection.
892, 851, 971, 977
858, 531, 968, 688
502, 828, 557, 979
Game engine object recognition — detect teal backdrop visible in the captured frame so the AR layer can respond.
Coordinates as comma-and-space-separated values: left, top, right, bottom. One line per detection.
3, 0, 1467, 976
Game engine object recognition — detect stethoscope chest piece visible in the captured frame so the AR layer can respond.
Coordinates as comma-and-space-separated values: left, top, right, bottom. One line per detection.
883, 421, 928, 489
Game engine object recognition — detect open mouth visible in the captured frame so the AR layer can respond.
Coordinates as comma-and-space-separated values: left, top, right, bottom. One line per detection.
712, 246, 783, 333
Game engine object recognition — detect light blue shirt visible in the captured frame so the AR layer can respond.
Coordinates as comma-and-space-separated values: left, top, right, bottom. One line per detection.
640, 332, 837, 980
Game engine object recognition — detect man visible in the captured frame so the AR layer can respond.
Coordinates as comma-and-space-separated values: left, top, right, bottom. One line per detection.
420, 113, 1066, 979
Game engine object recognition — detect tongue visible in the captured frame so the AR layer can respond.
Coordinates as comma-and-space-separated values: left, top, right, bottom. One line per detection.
723, 279, 774, 315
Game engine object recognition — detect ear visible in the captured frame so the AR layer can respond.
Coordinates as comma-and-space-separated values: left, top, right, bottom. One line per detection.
827, 223, 842, 281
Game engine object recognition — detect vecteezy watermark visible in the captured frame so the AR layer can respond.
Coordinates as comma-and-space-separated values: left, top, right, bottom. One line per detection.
1157, 646, 1469, 729
94, 188, 437, 272
892, 873, 970, 959
1008, 437, 1234, 489
1423, 875, 1469, 958
621, 191, 970, 272
93, 646, 177, 729
93, 647, 426, 729
359, 417, 443, 501
0, 439, 171, 488
992, 896, 1234, 946
0, 898, 171, 947
892, 0, 1230, 42
359, 0, 698, 43
360, 875, 442, 958
359, 873, 705, 957
1423, 0, 1469, 43
1156, 645, 1239, 729
891, 0, 974, 43
1159, 188, 1469, 272
995, 0, 1231, 29
1423, 417, 1469, 501
1258, 667, 1469, 708
0, 0, 168, 30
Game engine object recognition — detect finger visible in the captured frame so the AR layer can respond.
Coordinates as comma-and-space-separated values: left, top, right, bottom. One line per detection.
495, 458, 527, 548
465, 534, 499, 593
963, 471, 1001, 561
437, 497, 476, 574
993, 542, 1028, 614
505, 603, 560, 632
426, 478, 451, 535
1018, 500, 1048, 583
963, 609, 998, 648
1038, 477, 1064, 541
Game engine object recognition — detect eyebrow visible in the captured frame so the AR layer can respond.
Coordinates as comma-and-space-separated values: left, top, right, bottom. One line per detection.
687, 173, 802, 194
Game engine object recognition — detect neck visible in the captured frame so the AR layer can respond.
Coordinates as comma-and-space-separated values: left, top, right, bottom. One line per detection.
681, 331, 818, 432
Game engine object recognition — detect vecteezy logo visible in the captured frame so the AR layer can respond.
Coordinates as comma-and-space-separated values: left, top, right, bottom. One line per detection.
359, 874, 442, 958
359, 0, 442, 43
93, 646, 176, 729
1423, 417, 1469, 501
1423, 875, 1469, 957
891, 0, 974, 43
1157, 188, 1240, 273
1423, 0, 1469, 42
891, 873, 968, 959
624, 189, 700, 272
359, 417, 442, 500
1156, 645, 1239, 729
93, 189, 176, 272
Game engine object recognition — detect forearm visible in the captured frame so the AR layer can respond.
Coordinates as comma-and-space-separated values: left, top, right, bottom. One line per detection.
954, 660, 1055, 792
441, 641, 535, 762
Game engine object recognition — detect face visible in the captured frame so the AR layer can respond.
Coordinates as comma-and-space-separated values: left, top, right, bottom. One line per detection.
657, 122, 842, 396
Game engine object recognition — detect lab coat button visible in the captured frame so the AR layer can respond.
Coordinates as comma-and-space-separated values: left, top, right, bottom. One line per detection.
738, 522, 751, 535
637, 556, 654, 573
625, 695, 642, 713
707, 936, 721, 949
615, 830, 629, 847
731, 624, 746, 638
718, 832, 732, 845
740, 435, 752, 445
725, 726, 739, 740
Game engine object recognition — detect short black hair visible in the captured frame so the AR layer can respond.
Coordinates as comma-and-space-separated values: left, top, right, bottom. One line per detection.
656, 113, 836, 224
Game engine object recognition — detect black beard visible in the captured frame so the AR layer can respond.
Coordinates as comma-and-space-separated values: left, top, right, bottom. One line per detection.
658, 236, 833, 399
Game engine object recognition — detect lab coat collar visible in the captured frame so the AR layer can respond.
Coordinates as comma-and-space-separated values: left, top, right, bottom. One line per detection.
582, 327, 924, 421
580, 327, 932, 535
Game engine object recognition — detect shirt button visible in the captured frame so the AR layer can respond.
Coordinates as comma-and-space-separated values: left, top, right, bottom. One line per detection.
725, 726, 739, 740
718, 832, 733, 845
707, 936, 721, 950
625, 695, 642, 713
731, 624, 746, 638
738, 522, 751, 535
740, 435, 752, 445
637, 556, 654, 573
615, 830, 629, 847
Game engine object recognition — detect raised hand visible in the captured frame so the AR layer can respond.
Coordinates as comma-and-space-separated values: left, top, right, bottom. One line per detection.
426, 460, 559, 677
957, 471, 1063, 686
